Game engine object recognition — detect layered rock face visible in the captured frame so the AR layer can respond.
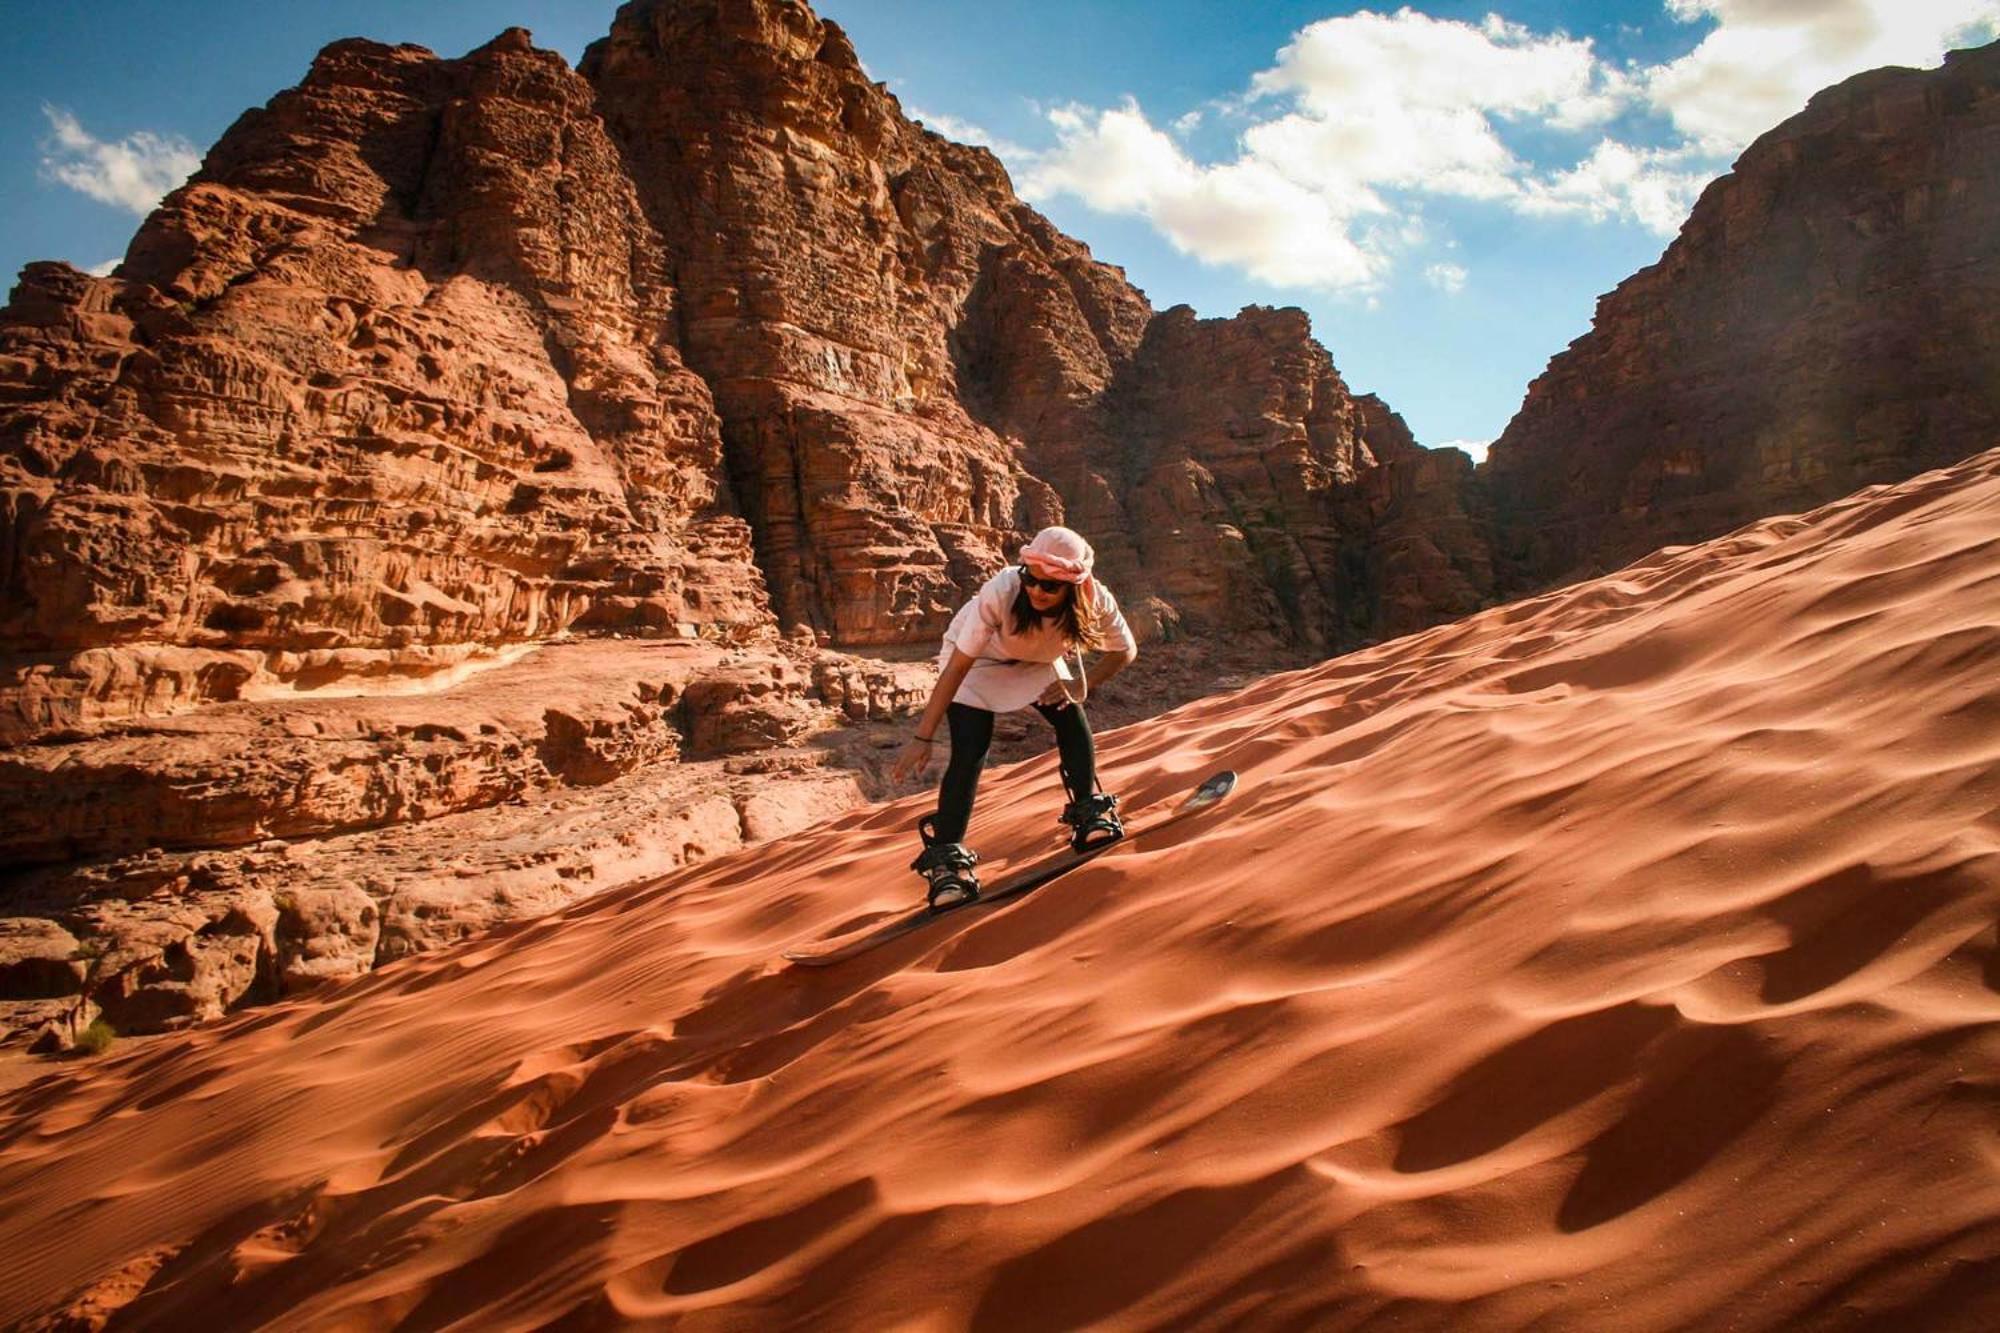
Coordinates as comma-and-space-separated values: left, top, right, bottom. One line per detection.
1107, 306, 1489, 647
584, 2, 1085, 641
1485, 42, 2000, 589
0, 636, 884, 1047
1, 31, 783, 743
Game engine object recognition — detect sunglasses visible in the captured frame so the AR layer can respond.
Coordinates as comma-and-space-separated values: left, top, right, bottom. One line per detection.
1018, 566, 1072, 594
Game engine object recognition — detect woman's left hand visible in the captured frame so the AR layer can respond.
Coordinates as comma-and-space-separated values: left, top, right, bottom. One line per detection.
1038, 679, 1075, 709
892, 737, 937, 782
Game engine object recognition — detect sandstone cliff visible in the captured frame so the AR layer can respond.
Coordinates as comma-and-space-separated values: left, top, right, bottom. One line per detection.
0, 28, 773, 744
1485, 41, 2000, 589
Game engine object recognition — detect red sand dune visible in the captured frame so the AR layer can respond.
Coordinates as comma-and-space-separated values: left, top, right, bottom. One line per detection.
5, 449, 2000, 1329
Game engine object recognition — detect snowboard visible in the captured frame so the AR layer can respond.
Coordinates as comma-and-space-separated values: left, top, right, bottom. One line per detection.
782, 770, 1238, 967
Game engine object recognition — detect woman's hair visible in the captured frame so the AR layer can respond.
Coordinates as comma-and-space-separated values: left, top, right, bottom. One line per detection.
1009, 569, 1105, 650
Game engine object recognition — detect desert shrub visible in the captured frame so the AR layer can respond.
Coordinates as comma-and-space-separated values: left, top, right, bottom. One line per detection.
74, 1019, 116, 1057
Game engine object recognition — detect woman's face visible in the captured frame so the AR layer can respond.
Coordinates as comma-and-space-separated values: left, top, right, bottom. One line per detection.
1024, 573, 1072, 615
1024, 568, 1072, 616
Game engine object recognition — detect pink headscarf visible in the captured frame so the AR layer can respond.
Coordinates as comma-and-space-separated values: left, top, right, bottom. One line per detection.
1018, 526, 1095, 584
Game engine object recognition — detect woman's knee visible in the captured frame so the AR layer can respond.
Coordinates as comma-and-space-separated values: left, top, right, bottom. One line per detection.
1042, 703, 1092, 741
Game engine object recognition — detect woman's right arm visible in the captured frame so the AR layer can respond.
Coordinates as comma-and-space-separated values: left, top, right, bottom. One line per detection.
892, 649, 976, 781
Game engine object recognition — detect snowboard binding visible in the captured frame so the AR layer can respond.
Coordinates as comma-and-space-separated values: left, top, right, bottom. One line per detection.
1060, 791, 1123, 853
913, 815, 980, 912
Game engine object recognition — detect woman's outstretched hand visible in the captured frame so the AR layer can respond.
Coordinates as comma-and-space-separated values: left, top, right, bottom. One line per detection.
892, 737, 937, 783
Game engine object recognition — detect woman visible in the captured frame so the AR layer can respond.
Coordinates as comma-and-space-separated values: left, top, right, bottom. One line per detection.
891, 526, 1139, 910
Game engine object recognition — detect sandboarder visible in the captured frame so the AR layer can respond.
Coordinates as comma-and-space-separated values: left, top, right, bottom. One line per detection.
890, 526, 1139, 910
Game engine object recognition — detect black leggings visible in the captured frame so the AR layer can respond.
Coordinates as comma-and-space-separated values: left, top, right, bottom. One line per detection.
930, 701, 1096, 844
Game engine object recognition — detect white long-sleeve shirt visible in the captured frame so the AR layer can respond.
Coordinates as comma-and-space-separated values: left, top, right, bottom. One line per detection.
937, 567, 1137, 713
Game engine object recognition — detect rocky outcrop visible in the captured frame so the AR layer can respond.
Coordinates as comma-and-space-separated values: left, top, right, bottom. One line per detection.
580, 0, 1140, 644
1485, 41, 2000, 589
0, 30, 773, 744
1104, 307, 1491, 647
0, 638, 870, 1044
1356, 396, 1493, 640
0, 639, 827, 868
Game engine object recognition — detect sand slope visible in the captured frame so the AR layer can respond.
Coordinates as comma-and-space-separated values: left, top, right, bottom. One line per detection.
5, 449, 2000, 1329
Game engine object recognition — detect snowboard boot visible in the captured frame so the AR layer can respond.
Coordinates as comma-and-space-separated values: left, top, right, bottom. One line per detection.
1059, 791, 1123, 853
913, 815, 980, 911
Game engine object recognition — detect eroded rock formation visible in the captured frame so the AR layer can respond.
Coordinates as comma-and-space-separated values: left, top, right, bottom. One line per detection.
0, 637, 881, 1046
1107, 306, 1490, 647
0, 28, 774, 744
1485, 41, 2000, 589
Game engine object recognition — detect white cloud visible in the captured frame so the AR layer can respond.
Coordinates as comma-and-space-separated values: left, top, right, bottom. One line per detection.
1010, 2, 1998, 293
1229, 8, 1645, 229
40, 106, 199, 215
1424, 262, 1469, 294
1254, 9, 1630, 133
1518, 140, 1717, 234
1651, 0, 2000, 150
85, 258, 120, 277
1019, 9, 1639, 295
1030, 101, 1195, 213
1024, 100, 1389, 290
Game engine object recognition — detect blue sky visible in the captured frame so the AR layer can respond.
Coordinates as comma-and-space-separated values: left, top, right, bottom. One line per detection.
4, 1, 1996, 454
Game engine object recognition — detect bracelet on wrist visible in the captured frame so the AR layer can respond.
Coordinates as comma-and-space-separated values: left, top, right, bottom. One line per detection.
914, 734, 936, 744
